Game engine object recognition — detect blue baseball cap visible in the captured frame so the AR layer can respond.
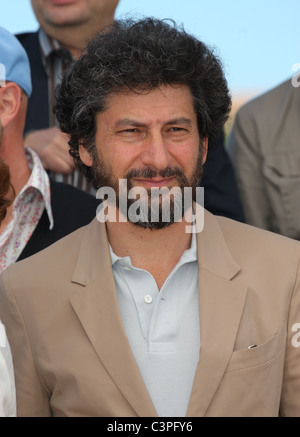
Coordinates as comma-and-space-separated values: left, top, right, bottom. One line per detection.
0, 26, 32, 97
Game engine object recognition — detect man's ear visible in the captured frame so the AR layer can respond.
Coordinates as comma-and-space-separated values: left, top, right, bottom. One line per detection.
0, 83, 22, 128
201, 137, 208, 165
78, 144, 93, 167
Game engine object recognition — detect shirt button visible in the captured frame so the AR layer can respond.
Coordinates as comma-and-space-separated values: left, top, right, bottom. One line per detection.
144, 295, 153, 304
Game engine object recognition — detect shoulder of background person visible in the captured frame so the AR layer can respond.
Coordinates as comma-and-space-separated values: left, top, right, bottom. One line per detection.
15, 30, 40, 52
17, 180, 98, 261
236, 78, 297, 123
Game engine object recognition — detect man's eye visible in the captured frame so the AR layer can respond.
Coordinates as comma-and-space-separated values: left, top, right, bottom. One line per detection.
116, 128, 144, 142
169, 127, 186, 132
119, 128, 139, 134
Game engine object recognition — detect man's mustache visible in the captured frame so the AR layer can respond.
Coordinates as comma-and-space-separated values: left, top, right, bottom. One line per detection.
125, 167, 187, 181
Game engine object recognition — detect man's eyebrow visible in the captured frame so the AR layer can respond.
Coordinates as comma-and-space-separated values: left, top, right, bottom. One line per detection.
115, 118, 146, 127
165, 117, 193, 126
115, 117, 193, 127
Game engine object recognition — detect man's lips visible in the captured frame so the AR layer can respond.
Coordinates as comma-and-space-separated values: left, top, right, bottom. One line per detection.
131, 177, 176, 188
49, 0, 77, 6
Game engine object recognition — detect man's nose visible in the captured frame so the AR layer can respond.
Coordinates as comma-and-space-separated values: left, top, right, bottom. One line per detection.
140, 134, 171, 171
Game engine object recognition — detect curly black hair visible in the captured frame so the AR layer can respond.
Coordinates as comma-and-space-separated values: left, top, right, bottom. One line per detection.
54, 17, 231, 183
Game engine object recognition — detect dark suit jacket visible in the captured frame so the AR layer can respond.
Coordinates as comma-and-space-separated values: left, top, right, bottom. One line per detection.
17, 31, 49, 133
17, 31, 244, 223
18, 179, 98, 261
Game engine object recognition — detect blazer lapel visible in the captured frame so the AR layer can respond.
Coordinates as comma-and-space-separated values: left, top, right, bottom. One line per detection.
70, 219, 157, 417
186, 208, 248, 417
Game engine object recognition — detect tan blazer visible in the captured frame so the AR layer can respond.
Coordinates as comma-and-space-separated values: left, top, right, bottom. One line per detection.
0, 210, 300, 417
228, 78, 300, 239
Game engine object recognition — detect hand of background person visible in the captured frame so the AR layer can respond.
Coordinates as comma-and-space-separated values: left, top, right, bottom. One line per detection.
24, 126, 75, 174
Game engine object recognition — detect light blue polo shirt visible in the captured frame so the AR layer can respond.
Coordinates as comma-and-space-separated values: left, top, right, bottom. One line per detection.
109, 230, 200, 417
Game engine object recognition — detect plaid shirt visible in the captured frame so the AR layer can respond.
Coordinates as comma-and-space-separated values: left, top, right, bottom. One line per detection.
38, 28, 94, 193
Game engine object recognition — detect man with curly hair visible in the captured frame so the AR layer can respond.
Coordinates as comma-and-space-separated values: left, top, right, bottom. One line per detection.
0, 18, 300, 417
19, 1, 244, 223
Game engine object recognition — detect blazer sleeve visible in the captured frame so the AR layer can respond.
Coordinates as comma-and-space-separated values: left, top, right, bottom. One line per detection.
227, 105, 271, 230
0, 270, 51, 417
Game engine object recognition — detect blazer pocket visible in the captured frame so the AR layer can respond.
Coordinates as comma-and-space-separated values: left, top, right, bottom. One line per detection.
226, 331, 284, 373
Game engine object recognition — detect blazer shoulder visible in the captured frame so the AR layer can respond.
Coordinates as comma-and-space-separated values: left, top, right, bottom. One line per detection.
216, 215, 300, 259
17, 181, 98, 261
50, 180, 98, 207
4, 223, 88, 285
15, 31, 39, 49
50, 180, 98, 223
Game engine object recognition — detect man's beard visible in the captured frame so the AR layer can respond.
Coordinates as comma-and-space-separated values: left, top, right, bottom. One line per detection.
91, 149, 204, 230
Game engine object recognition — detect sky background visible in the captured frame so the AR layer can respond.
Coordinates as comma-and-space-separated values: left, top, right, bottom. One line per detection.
1, 0, 300, 106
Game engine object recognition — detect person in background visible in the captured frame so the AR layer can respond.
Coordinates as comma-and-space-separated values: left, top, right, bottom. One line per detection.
228, 78, 300, 239
18, 0, 120, 192
18, 0, 244, 223
1, 18, 299, 417
0, 160, 16, 416
0, 26, 97, 273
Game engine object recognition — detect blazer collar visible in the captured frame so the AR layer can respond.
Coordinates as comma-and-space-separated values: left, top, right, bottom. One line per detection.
196, 205, 241, 280
71, 206, 241, 285
71, 217, 111, 286
70, 210, 247, 417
